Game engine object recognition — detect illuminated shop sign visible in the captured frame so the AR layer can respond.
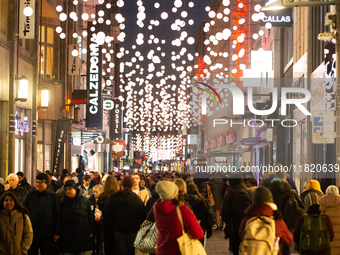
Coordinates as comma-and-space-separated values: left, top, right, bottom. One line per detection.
72, 90, 88, 104
260, 0, 292, 27
14, 113, 30, 133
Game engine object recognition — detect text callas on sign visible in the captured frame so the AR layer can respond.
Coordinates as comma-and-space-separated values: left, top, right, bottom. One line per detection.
19, 0, 35, 39
68, 44, 80, 75
86, 24, 103, 128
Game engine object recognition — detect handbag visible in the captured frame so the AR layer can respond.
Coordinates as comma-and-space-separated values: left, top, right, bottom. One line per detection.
207, 184, 215, 207
134, 220, 158, 254
176, 206, 207, 255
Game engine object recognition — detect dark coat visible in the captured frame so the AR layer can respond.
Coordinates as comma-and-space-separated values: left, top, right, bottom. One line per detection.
2, 186, 28, 203
267, 180, 294, 214
22, 189, 60, 239
145, 188, 160, 221
186, 194, 213, 233
210, 178, 226, 210
59, 194, 93, 253
239, 202, 293, 245
193, 178, 209, 198
293, 214, 334, 255
18, 178, 31, 191
102, 190, 145, 234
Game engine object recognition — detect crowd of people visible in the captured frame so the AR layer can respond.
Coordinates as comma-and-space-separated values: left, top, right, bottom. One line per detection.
0, 166, 339, 255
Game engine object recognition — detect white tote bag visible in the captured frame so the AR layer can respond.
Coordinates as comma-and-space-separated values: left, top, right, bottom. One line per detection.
176, 206, 207, 255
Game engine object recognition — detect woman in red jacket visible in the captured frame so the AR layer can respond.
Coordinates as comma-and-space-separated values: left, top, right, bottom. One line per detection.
239, 187, 293, 252
154, 180, 204, 255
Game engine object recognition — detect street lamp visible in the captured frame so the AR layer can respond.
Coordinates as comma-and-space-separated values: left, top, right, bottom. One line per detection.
38, 87, 49, 109
15, 76, 28, 102
261, 0, 340, 186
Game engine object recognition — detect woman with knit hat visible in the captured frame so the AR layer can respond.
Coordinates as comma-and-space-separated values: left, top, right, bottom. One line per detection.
320, 185, 340, 255
153, 180, 204, 255
239, 187, 293, 253
102, 175, 144, 255
300, 180, 324, 211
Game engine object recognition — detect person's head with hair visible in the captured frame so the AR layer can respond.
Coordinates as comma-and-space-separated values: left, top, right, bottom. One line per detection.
156, 181, 178, 201
99, 175, 120, 204
254, 186, 273, 203
16, 172, 25, 184
140, 176, 149, 187
174, 172, 181, 179
62, 169, 68, 175
76, 167, 82, 174
63, 176, 71, 185
89, 171, 95, 180
7, 173, 19, 190
93, 184, 103, 200
131, 172, 141, 188
325, 185, 339, 195
174, 178, 187, 195
186, 183, 208, 208
0, 191, 28, 213
305, 180, 322, 192
275, 168, 287, 179
72, 172, 77, 177
122, 175, 134, 196
229, 172, 244, 188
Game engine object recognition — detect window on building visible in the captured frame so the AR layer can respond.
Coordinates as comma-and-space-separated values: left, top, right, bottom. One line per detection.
39, 25, 58, 80
37, 120, 53, 172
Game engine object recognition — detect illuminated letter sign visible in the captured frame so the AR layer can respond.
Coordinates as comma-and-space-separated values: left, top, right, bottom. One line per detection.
110, 99, 122, 138
86, 24, 103, 128
103, 100, 114, 110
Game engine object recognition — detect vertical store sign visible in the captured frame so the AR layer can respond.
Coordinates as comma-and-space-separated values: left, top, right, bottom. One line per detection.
110, 99, 122, 138
68, 44, 80, 75
52, 119, 70, 173
86, 25, 103, 128
19, 0, 35, 39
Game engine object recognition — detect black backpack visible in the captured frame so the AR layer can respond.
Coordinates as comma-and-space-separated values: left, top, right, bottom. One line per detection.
284, 191, 305, 229
232, 189, 253, 226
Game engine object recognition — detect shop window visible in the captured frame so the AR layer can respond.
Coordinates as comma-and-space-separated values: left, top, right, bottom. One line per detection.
14, 108, 28, 173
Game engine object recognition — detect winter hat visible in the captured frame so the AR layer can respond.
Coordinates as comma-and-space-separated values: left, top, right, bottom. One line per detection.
325, 185, 339, 195
156, 181, 179, 201
254, 186, 273, 203
306, 180, 321, 192
64, 180, 77, 190
174, 179, 187, 194
36, 173, 49, 184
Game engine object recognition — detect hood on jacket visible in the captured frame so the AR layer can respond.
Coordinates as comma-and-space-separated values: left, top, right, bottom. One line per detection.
320, 193, 340, 209
154, 200, 176, 215
305, 180, 321, 192
243, 202, 274, 218
300, 188, 324, 198
268, 180, 292, 193
186, 194, 201, 206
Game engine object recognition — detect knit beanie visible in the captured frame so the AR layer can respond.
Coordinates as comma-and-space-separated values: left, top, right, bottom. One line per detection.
156, 181, 179, 201
254, 186, 274, 203
36, 173, 49, 184
64, 180, 77, 190
306, 180, 321, 192
325, 185, 339, 195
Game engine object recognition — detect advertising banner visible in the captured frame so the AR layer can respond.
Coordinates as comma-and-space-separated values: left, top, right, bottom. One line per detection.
52, 119, 70, 173
19, 0, 35, 39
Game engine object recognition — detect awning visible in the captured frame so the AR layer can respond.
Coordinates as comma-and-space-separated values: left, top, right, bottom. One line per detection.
192, 150, 229, 158
234, 137, 262, 145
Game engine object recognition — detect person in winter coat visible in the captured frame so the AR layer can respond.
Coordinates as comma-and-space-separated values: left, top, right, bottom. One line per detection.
300, 180, 324, 211
239, 187, 293, 253
78, 174, 94, 197
209, 176, 226, 230
221, 173, 253, 255
98, 175, 120, 255
89, 184, 104, 255
320, 185, 340, 255
1, 173, 28, 202
186, 183, 214, 246
131, 172, 150, 206
294, 203, 334, 255
22, 173, 61, 255
59, 180, 93, 254
17, 172, 31, 191
153, 180, 204, 255
103, 175, 145, 255
0, 191, 33, 255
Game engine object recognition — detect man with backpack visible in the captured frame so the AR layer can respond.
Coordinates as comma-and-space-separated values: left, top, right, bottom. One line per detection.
221, 173, 253, 255
293, 203, 334, 255
268, 169, 305, 255
239, 187, 293, 255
